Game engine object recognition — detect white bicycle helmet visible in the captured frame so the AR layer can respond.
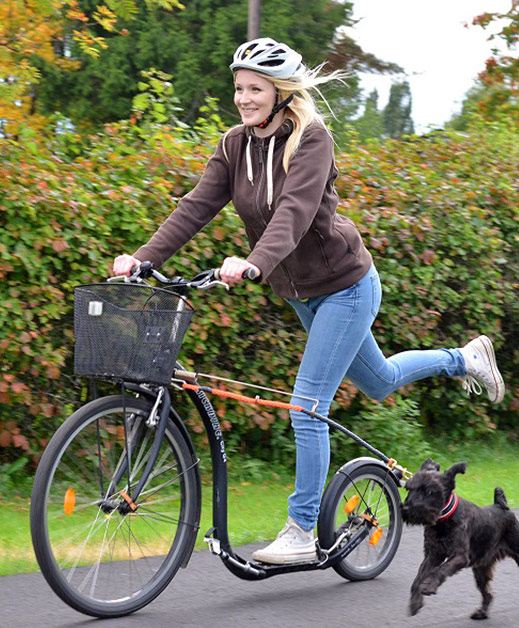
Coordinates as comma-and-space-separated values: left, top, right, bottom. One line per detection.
230, 37, 304, 80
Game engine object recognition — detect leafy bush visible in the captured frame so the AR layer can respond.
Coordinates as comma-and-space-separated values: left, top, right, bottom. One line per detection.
0, 107, 518, 477
330, 395, 431, 465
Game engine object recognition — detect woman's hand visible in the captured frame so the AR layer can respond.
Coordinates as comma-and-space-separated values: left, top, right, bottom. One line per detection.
219, 256, 261, 285
113, 254, 141, 277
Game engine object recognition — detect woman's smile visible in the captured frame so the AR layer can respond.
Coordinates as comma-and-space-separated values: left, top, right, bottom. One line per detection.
234, 69, 276, 127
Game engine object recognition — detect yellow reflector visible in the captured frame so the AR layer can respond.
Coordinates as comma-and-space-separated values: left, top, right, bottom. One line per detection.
370, 528, 383, 546
344, 495, 360, 514
64, 487, 76, 516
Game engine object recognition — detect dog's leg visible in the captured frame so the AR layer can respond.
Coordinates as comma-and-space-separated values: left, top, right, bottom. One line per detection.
420, 552, 469, 595
471, 564, 494, 620
409, 555, 443, 616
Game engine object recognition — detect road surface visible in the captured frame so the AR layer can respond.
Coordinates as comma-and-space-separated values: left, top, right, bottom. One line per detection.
1, 524, 518, 628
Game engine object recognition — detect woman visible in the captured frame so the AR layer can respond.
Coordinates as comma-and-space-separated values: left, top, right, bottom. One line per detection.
114, 38, 505, 565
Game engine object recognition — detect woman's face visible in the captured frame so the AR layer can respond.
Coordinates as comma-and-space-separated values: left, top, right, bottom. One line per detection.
233, 69, 276, 127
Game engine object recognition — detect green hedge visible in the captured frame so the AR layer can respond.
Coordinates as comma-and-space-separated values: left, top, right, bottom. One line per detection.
1, 115, 518, 477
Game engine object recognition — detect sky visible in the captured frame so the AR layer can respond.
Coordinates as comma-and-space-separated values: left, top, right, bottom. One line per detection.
347, 0, 512, 132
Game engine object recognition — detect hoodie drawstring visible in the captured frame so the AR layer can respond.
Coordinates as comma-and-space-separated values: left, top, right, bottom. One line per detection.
246, 135, 253, 186
266, 135, 275, 210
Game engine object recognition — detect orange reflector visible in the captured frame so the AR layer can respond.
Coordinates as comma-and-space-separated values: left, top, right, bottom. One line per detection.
344, 495, 360, 514
64, 488, 76, 516
370, 528, 383, 546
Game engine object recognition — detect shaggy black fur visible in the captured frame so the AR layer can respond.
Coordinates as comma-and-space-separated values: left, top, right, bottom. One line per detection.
401, 458, 519, 620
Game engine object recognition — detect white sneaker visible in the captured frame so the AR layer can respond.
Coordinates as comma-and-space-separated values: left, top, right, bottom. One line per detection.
459, 335, 505, 403
251, 517, 317, 564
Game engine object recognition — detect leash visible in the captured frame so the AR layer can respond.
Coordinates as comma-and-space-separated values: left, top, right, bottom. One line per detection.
173, 368, 413, 478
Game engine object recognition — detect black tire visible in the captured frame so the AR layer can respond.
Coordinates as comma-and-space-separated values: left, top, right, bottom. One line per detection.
317, 461, 402, 581
31, 395, 200, 618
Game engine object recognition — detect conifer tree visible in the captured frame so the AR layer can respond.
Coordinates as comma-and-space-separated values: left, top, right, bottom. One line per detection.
382, 81, 414, 138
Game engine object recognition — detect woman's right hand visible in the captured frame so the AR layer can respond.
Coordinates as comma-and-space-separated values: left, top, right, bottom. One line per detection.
113, 254, 141, 277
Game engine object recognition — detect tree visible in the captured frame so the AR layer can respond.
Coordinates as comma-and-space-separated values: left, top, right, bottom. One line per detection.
354, 89, 383, 142
326, 31, 403, 76
470, 4, 519, 123
0, 0, 182, 135
447, 81, 491, 131
34, 0, 355, 126
383, 81, 414, 138
33, 0, 405, 130
0, 1, 66, 135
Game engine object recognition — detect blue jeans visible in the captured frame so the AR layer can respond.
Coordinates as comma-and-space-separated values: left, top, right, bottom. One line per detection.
286, 264, 466, 531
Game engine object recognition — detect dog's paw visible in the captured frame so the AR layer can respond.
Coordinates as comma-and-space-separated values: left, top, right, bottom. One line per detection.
409, 596, 423, 616
420, 577, 438, 596
471, 609, 488, 620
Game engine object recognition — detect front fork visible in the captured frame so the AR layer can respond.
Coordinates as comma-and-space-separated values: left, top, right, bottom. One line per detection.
99, 385, 172, 513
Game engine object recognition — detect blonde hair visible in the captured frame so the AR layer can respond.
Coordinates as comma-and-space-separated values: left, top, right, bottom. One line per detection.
270, 64, 347, 171
226, 65, 348, 171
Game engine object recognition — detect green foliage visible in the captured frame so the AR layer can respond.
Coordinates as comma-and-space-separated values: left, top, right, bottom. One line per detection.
331, 396, 431, 465
447, 82, 489, 131
382, 81, 415, 138
35, 0, 355, 127
353, 89, 384, 143
0, 458, 31, 496
0, 107, 518, 475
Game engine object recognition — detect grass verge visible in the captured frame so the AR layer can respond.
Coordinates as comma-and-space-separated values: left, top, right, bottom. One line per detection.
1, 438, 518, 577
0, 479, 294, 577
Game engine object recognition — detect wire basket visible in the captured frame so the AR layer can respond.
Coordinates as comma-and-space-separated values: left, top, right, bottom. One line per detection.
74, 283, 194, 385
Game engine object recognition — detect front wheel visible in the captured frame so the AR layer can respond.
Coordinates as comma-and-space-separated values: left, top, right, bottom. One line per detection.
317, 460, 402, 581
30, 394, 201, 618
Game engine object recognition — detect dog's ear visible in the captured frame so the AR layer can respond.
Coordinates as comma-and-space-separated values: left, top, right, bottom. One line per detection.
442, 462, 467, 491
419, 458, 440, 472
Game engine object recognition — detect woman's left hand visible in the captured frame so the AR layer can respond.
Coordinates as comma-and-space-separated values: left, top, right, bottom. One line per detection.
219, 256, 261, 285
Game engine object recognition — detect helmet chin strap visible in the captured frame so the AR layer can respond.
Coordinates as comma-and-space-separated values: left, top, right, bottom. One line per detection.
256, 93, 294, 129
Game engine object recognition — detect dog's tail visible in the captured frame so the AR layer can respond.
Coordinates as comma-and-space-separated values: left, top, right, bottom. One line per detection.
494, 487, 510, 510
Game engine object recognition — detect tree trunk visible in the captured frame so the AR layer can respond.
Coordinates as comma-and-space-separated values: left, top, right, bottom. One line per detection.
248, 0, 261, 40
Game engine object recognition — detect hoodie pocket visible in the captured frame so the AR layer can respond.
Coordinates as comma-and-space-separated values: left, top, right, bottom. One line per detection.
313, 228, 332, 274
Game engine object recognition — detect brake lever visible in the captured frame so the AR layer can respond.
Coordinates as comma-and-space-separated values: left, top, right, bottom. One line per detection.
191, 277, 229, 291
188, 269, 229, 290
107, 274, 145, 284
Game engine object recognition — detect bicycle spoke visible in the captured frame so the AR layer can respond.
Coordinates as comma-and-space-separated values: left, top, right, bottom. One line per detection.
320, 465, 402, 581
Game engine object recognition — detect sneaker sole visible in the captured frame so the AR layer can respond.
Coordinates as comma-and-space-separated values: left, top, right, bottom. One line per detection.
251, 552, 318, 565
479, 335, 505, 403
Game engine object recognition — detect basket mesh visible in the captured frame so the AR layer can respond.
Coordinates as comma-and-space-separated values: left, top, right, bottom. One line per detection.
74, 283, 194, 385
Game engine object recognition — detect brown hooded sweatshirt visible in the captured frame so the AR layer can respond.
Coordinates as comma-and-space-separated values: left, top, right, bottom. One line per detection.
134, 119, 372, 300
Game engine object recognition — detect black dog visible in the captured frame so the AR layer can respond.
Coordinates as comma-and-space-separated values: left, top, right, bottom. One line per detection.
401, 458, 519, 620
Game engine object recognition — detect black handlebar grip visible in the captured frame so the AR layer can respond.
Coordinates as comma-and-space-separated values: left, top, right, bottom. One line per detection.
139, 261, 154, 272
242, 267, 260, 280
130, 260, 153, 278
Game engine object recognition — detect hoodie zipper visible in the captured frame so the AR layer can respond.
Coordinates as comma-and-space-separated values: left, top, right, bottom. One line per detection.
253, 135, 299, 300
255, 139, 265, 215
288, 271, 299, 299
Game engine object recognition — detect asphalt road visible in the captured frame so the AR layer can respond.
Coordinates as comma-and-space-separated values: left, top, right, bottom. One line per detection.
2, 523, 518, 628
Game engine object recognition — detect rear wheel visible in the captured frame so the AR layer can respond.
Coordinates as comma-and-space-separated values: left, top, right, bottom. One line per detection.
318, 462, 402, 580
31, 394, 200, 617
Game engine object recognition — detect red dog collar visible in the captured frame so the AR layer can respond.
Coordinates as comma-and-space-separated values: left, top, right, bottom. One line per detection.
437, 493, 459, 521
